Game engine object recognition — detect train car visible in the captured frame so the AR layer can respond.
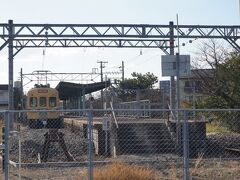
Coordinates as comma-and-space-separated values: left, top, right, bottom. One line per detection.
26, 85, 64, 129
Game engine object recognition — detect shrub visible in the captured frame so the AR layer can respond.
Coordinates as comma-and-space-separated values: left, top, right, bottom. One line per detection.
93, 161, 157, 180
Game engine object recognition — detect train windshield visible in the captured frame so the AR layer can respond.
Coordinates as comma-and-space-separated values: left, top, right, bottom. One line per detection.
49, 97, 57, 107
30, 97, 37, 107
39, 97, 47, 107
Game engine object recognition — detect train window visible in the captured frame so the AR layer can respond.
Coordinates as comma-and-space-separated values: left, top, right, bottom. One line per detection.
30, 97, 37, 107
39, 97, 47, 107
49, 97, 57, 107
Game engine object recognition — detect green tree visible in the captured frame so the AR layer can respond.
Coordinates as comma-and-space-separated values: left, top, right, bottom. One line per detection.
217, 52, 240, 108
120, 72, 158, 90
197, 52, 240, 132
117, 72, 158, 101
192, 40, 240, 132
200, 52, 240, 109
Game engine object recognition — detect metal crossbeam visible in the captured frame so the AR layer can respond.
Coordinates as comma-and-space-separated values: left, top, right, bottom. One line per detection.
0, 23, 240, 53
12, 38, 169, 48
22, 71, 101, 87
0, 23, 239, 39
9, 38, 170, 55
21, 70, 122, 87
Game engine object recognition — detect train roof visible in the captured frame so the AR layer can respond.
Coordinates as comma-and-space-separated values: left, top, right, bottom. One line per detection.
27, 87, 58, 95
55, 81, 111, 100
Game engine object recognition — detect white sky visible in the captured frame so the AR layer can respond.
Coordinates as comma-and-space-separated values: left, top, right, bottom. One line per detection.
0, 0, 239, 89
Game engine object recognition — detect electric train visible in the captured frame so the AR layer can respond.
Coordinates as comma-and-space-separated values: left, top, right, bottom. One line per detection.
26, 85, 64, 129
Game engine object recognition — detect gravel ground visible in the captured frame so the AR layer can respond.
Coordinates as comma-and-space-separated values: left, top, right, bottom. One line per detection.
5, 123, 240, 179
9, 123, 240, 162
9, 124, 88, 163
207, 133, 240, 158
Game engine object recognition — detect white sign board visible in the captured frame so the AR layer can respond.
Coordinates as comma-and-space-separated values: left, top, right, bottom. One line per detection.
0, 90, 8, 105
161, 55, 191, 77
102, 114, 111, 131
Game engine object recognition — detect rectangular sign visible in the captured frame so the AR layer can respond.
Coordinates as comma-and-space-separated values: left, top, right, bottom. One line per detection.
102, 114, 111, 131
161, 55, 191, 77
38, 89, 48, 93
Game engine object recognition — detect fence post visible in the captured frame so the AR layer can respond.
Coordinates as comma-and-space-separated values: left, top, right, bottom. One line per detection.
4, 111, 10, 180
183, 110, 189, 180
2, 122, 4, 173
87, 109, 93, 180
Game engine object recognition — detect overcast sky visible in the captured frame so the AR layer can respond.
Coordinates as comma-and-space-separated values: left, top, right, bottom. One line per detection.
0, 0, 239, 90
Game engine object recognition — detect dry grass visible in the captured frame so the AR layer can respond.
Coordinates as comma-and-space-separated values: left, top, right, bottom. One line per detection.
169, 164, 178, 180
190, 152, 204, 176
206, 122, 229, 134
2, 158, 240, 179
189, 155, 240, 179
76, 161, 158, 180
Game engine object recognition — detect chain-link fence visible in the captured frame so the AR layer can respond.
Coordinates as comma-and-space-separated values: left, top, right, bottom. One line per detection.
1, 109, 240, 179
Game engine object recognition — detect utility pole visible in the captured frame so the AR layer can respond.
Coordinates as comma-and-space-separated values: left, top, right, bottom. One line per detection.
20, 68, 24, 110
97, 60, 108, 109
121, 61, 124, 81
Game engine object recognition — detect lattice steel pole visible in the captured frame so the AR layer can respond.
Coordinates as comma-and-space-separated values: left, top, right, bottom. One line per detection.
8, 20, 14, 130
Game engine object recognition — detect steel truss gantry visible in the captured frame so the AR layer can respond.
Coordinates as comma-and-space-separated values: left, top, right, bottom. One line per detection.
21, 70, 101, 87
1, 21, 240, 56
21, 70, 122, 87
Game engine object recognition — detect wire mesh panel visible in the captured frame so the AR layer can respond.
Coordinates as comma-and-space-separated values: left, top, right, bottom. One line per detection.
8, 110, 88, 179
3, 109, 240, 179
5, 109, 183, 179
187, 109, 240, 179
89, 109, 183, 179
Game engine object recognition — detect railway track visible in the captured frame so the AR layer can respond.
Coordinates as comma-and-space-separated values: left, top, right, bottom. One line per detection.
9, 120, 88, 163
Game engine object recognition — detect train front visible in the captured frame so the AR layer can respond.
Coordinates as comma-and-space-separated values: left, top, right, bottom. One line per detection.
26, 87, 64, 129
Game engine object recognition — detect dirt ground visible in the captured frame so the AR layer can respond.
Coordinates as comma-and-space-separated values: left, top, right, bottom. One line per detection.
1, 166, 87, 180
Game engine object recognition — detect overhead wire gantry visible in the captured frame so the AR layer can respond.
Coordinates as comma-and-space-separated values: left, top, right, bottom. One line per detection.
1, 21, 240, 55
